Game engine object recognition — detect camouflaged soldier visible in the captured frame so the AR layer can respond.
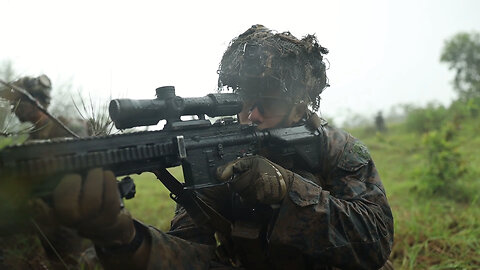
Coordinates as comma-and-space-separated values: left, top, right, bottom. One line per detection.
49, 25, 394, 269
6, 75, 89, 139
0, 75, 94, 269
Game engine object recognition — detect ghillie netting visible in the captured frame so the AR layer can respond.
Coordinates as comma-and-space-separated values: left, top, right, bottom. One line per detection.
218, 24, 329, 112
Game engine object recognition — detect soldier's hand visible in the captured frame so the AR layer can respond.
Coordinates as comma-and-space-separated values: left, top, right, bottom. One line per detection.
216, 155, 294, 205
53, 168, 135, 247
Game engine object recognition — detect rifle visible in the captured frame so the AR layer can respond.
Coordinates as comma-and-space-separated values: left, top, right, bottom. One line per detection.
0, 86, 322, 233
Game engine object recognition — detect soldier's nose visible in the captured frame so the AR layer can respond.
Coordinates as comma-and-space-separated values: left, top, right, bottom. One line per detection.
248, 106, 264, 124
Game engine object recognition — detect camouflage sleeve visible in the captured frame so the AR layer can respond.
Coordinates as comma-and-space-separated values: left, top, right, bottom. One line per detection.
97, 220, 216, 270
167, 204, 217, 245
167, 183, 231, 245
146, 224, 216, 270
104, 185, 229, 269
268, 133, 394, 269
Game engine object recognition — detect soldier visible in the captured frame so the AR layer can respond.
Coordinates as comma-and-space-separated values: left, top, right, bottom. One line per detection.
50, 25, 394, 269
0, 75, 95, 269
375, 111, 387, 133
3, 75, 89, 139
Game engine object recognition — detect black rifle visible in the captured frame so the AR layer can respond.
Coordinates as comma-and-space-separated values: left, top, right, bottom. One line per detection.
0, 86, 322, 233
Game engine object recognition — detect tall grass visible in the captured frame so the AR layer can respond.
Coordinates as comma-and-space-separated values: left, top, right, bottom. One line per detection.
355, 117, 480, 269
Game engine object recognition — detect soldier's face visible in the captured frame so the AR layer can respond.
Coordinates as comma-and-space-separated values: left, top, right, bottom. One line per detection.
239, 90, 305, 130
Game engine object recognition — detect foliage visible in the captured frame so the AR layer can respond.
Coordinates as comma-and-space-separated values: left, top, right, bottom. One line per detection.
72, 92, 115, 136
353, 115, 480, 269
0, 101, 35, 140
0, 134, 28, 150
403, 97, 480, 135
441, 32, 480, 100
414, 125, 467, 199
453, 96, 480, 119
404, 102, 448, 134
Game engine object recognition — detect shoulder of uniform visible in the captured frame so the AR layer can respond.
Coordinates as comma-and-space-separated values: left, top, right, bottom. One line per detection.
319, 125, 372, 167
337, 137, 371, 172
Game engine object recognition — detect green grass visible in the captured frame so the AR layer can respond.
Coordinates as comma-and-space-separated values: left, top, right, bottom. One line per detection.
124, 167, 181, 231
348, 118, 480, 269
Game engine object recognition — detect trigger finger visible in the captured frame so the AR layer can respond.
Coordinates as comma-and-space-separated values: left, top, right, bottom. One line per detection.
232, 157, 254, 173
217, 157, 255, 181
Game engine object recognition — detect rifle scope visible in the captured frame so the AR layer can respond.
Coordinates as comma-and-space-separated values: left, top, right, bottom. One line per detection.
109, 86, 243, 129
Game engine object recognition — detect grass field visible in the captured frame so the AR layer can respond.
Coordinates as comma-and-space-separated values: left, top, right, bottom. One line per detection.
125, 168, 181, 231
354, 118, 480, 269
126, 118, 480, 269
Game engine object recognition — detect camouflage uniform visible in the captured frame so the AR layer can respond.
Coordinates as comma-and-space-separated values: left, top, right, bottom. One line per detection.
96, 25, 393, 270
5, 75, 89, 140
97, 116, 394, 270
70, 25, 394, 269
28, 115, 89, 140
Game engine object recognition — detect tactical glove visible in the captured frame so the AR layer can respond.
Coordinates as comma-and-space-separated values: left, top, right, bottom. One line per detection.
216, 155, 294, 205
52, 168, 135, 247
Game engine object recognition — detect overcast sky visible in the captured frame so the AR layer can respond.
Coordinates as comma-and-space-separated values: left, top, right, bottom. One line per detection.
1, 0, 479, 126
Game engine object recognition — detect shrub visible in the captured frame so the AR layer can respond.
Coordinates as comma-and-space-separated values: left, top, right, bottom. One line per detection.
414, 124, 468, 200
405, 103, 448, 134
